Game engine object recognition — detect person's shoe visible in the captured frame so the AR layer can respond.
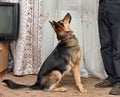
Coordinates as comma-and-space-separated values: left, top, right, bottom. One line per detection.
95, 80, 113, 88
109, 85, 120, 95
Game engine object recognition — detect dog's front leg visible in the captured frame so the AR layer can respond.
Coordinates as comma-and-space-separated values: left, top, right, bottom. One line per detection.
71, 63, 87, 93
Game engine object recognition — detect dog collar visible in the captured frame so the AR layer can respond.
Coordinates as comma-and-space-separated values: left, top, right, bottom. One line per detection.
62, 32, 74, 42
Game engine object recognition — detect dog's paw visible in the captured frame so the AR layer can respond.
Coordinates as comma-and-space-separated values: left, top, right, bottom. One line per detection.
60, 87, 67, 92
78, 87, 87, 93
52, 87, 67, 92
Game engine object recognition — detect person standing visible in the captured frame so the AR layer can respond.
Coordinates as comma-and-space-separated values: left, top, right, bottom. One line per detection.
95, 0, 120, 95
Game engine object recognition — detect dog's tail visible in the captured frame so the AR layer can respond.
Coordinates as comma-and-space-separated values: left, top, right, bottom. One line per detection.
2, 79, 40, 90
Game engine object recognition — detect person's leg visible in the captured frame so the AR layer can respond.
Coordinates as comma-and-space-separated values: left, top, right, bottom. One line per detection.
106, 0, 120, 95
98, 0, 116, 83
107, 0, 120, 82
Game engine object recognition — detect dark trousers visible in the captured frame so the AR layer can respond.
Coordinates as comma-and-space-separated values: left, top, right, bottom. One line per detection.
99, 0, 120, 83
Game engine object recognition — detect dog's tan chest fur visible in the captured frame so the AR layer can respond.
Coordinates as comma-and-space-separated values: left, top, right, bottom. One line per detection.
63, 64, 72, 76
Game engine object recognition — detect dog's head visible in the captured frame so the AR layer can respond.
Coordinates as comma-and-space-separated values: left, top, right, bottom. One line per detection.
49, 13, 73, 41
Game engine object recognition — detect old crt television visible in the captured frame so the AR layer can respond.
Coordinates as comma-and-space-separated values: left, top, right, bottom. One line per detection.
0, 2, 19, 41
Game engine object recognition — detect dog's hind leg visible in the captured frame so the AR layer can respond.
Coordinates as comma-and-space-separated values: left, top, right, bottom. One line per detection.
43, 70, 66, 92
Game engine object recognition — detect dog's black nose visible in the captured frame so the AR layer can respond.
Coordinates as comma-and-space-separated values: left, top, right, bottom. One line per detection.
67, 13, 70, 16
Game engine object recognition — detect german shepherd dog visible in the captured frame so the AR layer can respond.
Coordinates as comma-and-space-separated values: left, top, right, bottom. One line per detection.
2, 13, 87, 93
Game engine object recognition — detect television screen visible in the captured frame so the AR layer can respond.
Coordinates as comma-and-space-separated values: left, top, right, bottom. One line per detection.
0, 2, 19, 41
0, 6, 13, 34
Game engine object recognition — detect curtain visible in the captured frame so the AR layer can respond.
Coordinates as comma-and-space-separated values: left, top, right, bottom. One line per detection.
12, 0, 43, 75
0, 0, 107, 79
41, 0, 107, 79
0, 0, 43, 75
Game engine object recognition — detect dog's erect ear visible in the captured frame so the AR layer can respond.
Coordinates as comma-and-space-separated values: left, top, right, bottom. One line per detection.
49, 20, 60, 29
49, 21, 54, 27
63, 13, 72, 23
49, 21, 55, 29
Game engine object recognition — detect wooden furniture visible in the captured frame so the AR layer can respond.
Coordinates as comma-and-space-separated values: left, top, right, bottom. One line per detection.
0, 42, 9, 73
